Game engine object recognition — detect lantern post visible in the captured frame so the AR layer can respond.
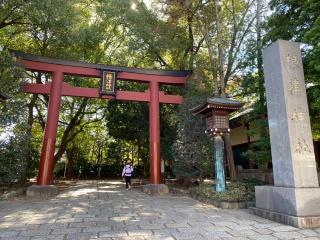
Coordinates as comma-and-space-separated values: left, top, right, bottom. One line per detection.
191, 96, 243, 192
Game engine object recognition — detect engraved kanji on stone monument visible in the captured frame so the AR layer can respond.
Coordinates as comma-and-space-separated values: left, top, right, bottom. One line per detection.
295, 137, 311, 154
291, 108, 306, 121
286, 53, 301, 70
288, 77, 301, 96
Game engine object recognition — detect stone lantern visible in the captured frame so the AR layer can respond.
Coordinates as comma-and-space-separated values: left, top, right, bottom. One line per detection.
191, 96, 243, 192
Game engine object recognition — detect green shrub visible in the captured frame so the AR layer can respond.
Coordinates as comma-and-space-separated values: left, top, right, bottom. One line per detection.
189, 179, 265, 202
0, 137, 24, 184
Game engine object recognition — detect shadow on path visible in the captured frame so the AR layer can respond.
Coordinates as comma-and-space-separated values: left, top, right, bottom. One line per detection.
0, 180, 319, 240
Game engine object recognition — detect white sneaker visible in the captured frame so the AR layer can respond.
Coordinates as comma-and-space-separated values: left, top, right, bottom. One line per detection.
126, 188, 129, 190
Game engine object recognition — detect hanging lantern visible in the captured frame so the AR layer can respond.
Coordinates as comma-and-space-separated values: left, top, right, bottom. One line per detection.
191, 96, 243, 135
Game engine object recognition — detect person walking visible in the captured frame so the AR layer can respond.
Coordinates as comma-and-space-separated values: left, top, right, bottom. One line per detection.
122, 160, 133, 190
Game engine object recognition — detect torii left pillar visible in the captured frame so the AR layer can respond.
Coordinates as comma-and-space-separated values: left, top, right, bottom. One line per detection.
26, 71, 63, 197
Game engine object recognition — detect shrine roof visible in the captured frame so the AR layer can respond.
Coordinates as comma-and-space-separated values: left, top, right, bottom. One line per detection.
11, 50, 192, 77
191, 96, 244, 115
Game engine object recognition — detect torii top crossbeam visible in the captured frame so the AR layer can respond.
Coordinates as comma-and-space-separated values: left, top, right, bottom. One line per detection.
14, 50, 191, 104
13, 50, 191, 187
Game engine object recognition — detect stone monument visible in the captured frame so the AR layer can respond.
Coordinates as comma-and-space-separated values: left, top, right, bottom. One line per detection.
252, 40, 320, 228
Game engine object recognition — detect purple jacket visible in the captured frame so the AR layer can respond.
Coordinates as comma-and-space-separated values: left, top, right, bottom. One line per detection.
122, 164, 133, 177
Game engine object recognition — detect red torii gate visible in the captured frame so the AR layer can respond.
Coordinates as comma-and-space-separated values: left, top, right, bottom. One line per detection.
13, 51, 191, 187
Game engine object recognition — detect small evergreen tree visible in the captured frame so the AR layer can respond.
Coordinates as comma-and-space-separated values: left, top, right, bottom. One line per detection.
172, 94, 214, 182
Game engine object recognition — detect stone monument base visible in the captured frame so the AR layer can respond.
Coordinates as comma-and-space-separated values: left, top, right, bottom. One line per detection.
251, 207, 320, 228
142, 184, 169, 195
253, 186, 320, 228
26, 185, 58, 198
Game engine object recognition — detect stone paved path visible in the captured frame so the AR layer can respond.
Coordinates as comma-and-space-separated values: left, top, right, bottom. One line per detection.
0, 180, 320, 240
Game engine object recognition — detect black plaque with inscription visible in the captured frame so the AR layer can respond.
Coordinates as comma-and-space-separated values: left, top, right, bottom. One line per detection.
100, 71, 116, 95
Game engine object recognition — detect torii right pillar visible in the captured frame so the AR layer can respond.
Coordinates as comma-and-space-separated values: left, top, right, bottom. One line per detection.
252, 40, 320, 228
142, 80, 169, 195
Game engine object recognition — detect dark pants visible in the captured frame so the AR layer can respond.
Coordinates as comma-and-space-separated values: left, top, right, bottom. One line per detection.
125, 176, 131, 188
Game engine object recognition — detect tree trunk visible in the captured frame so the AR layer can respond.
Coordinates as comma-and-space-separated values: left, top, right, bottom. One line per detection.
54, 99, 88, 164
187, 13, 195, 70
245, 123, 252, 168
214, 0, 225, 97
223, 133, 237, 180
256, 0, 264, 105
202, 24, 219, 96
97, 143, 102, 179
19, 93, 38, 183
137, 140, 140, 169
66, 147, 74, 179
143, 152, 148, 178
19, 71, 46, 183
